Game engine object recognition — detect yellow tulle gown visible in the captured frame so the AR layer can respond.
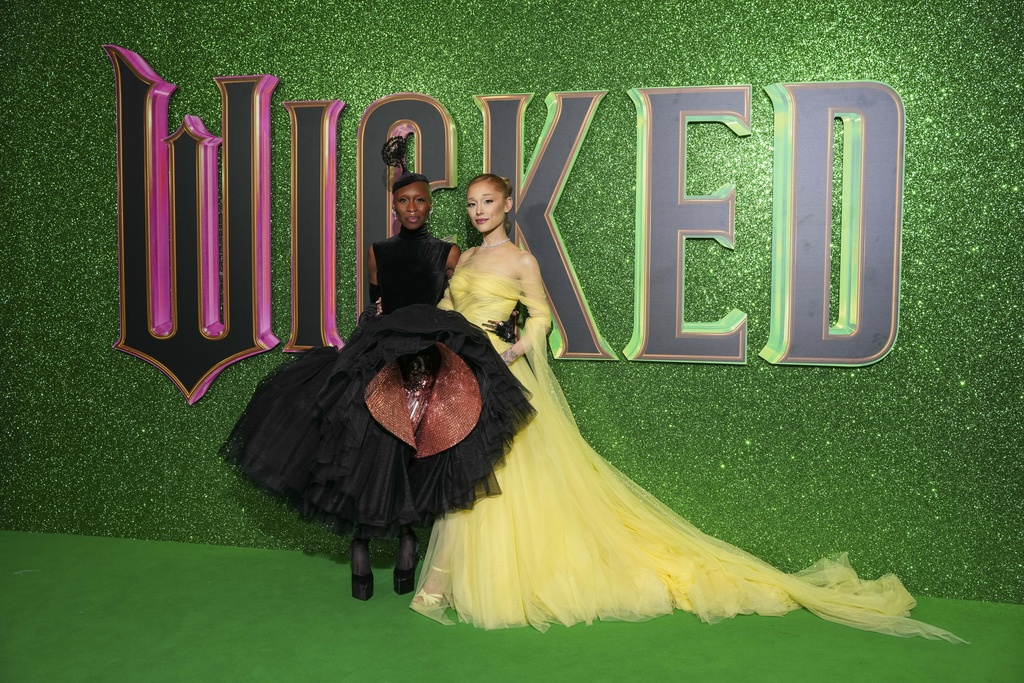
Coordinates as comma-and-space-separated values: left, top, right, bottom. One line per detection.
411, 266, 962, 642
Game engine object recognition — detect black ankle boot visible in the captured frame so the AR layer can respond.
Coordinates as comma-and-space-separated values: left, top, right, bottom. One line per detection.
393, 529, 418, 595
350, 538, 373, 600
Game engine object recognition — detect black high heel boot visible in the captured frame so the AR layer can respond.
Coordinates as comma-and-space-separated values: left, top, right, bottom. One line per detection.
350, 538, 373, 600
393, 527, 418, 595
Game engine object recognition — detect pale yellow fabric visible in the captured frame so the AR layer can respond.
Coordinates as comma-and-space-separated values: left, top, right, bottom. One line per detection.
412, 267, 962, 642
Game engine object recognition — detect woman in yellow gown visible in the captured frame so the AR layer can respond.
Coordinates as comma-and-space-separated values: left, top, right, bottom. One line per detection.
410, 174, 962, 642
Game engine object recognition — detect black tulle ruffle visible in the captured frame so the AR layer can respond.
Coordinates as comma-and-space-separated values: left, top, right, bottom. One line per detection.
222, 305, 534, 538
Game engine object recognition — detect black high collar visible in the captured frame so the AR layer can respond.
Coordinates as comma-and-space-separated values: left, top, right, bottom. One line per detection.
398, 226, 430, 241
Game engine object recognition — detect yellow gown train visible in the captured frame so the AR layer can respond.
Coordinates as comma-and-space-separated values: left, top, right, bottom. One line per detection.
411, 266, 961, 642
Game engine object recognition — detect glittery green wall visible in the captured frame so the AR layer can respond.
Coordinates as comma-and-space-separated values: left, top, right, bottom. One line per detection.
2, 0, 1021, 604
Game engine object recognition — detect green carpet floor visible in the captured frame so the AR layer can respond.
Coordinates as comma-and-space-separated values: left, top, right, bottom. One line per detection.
1, 531, 1020, 682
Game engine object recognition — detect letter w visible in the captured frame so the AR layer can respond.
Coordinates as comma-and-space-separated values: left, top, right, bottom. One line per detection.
105, 45, 278, 403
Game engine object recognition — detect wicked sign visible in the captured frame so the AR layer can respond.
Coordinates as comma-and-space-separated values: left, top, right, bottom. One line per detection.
106, 45, 904, 403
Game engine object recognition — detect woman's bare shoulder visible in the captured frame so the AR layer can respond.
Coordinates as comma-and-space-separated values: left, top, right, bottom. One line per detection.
514, 249, 540, 276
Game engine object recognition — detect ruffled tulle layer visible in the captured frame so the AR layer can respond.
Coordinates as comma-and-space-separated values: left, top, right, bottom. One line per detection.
222, 305, 534, 538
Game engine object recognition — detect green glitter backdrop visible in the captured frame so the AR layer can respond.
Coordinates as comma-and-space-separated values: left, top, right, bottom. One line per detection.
1, 0, 1021, 604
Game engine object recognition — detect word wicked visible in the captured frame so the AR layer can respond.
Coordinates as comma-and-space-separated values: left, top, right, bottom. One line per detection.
106, 45, 905, 403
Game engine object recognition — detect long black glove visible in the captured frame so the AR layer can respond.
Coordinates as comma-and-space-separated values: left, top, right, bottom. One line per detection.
358, 284, 383, 325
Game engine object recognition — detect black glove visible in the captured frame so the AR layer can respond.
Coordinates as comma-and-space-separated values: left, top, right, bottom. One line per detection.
358, 284, 382, 325
487, 309, 519, 343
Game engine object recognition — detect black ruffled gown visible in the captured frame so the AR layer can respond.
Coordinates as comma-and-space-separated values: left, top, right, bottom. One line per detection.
222, 227, 534, 538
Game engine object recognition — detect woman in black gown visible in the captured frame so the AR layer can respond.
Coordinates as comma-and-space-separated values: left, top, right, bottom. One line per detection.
222, 145, 532, 600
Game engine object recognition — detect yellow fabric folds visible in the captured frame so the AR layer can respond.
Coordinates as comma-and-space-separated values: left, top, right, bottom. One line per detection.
412, 267, 962, 642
